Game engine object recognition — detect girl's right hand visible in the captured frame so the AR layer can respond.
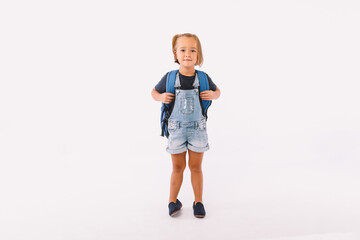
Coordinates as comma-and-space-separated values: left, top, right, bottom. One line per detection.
160, 93, 175, 104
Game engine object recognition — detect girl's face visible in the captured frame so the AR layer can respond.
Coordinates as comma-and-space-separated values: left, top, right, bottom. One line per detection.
175, 37, 198, 68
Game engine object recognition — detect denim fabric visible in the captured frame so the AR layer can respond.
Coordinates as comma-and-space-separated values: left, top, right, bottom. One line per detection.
166, 72, 209, 154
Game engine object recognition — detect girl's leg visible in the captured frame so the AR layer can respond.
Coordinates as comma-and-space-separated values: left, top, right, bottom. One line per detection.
188, 149, 204, 204
169, 151, 187, 203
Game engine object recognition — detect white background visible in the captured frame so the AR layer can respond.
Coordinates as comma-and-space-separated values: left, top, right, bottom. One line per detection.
1, 0, 360, 240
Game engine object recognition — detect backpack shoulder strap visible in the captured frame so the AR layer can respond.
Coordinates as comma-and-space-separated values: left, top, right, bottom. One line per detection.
160, 70, 178, 137
165, 70, 178, 108
197, 70, 209, 92
197, 70, 211, 112
166, 70, 178, 93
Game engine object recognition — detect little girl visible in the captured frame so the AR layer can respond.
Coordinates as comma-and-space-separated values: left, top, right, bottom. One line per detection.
151, 33, 220, 218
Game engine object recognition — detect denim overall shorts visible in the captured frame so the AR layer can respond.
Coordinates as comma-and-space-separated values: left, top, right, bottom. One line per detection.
166, 72, 209, 154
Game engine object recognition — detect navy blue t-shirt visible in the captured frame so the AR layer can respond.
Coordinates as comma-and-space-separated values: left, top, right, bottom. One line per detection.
155, 70, 217, 93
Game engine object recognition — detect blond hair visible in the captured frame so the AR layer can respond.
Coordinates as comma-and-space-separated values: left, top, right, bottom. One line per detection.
172, 33, 203, 67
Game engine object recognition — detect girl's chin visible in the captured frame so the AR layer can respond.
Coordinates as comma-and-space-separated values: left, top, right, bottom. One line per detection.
181, 62, 195, 67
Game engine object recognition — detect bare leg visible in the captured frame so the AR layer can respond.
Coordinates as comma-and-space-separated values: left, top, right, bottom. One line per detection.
188, 149, 204, 204
169, 151, 186, 203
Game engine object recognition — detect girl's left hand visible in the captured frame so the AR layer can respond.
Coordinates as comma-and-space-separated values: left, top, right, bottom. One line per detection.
200, 90, 215, 100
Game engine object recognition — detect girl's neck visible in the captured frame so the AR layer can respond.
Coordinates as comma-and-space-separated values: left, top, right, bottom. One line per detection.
179, 67, 196, 76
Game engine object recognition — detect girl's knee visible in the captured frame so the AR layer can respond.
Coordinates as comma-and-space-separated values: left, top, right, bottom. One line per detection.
188, 151, 203, 173
171, 152, 186, 173
173, 163, 186, 173
189, 164, 202, 173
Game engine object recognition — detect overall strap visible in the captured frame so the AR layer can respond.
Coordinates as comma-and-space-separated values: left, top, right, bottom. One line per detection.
174, 71, 200, 89
197, 70, 211, 116
193, 73, 200, 88
174, 72, 181, 89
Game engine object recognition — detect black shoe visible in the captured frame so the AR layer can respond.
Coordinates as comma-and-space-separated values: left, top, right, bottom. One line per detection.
168, 199, 182, 217
193, 201, 206, 218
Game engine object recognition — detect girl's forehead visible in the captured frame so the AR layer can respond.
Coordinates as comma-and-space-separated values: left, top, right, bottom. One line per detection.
177, 37, 197, 48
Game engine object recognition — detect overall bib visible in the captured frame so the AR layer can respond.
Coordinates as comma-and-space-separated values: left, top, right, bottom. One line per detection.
166, 72, 209, 154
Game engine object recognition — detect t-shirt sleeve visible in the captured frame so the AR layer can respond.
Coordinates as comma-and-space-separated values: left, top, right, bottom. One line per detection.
206, 73, 217, 91
154, 73, 168, 93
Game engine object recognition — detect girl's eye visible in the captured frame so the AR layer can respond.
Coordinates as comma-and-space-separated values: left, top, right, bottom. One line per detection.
179, 49, 196, 52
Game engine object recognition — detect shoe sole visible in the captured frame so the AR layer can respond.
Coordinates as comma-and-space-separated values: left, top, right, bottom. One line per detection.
194, 214, 205, 218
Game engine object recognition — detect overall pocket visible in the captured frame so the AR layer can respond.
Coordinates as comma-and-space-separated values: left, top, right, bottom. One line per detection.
180, 97, 194, 115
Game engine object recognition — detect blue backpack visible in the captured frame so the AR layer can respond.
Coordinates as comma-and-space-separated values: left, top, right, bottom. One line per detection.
160, 69, 212, 137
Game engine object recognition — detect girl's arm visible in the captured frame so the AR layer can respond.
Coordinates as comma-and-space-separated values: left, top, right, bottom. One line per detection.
213, 87, 221, 100
151, 88, 175, 104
